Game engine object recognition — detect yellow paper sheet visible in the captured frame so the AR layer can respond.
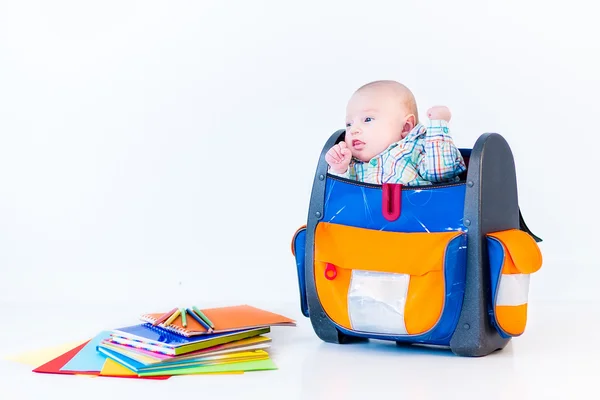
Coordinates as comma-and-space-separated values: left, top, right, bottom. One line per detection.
100, 358, 137, 376
4, 340, 88, 367
100, 359, 243, 377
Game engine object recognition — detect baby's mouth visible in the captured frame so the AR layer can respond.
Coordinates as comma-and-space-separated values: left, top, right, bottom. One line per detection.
352, 140, 365, 149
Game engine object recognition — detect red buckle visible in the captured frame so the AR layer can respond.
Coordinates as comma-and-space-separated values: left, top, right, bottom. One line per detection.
324, 263, 337, 280
382, 183, 402, 221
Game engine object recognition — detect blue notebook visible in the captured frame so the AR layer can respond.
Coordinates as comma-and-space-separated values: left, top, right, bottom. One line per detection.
109, 324, 270, 355
96, 345, 265, 373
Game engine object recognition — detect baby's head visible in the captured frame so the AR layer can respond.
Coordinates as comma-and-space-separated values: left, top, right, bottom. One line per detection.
344, 80, 418, 162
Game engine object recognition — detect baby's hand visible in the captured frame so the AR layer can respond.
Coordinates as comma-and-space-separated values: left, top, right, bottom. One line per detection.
325, 142, 352, 174
427, 106, 452, 122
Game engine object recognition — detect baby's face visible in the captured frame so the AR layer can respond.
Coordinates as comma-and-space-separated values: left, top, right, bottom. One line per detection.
344, 89, 409, 162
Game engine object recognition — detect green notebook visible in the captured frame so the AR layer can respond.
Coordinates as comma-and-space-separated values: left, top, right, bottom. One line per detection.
138, 358, 278, 376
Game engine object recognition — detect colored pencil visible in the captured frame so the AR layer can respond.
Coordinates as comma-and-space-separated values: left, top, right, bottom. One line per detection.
164, 309, 181, 326
187, 308, 212, 332
153, 307, 178, 326
192, 306, 215, 328
180, 308, 187, 327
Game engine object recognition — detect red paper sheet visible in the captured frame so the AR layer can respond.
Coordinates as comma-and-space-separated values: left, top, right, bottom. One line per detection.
32, 340, 169, 380
32, 341, 96, 375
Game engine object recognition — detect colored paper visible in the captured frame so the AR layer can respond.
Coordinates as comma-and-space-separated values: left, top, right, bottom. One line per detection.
5, 340, 88, 367
60, 331, 111, 372
33, 341, 97, 375
100, 358, 136, 376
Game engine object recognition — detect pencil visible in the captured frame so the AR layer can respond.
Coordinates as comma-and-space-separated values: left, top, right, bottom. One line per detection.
153, 307, 178, 326
187, 308, 212, 333
164, 308, 181, 326
192, 306, 215, 328
180, 308, 187, 327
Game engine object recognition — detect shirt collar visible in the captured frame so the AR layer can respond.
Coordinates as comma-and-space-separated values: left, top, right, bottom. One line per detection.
351, 123, 426, 164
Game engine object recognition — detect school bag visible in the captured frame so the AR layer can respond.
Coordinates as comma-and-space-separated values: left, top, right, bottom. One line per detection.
291, 130, 543, 357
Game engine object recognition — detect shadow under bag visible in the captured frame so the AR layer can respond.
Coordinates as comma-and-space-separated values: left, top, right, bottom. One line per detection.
291, 130, 543, 357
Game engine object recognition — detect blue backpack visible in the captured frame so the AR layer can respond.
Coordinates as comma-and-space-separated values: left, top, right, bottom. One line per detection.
291, 130, 543, 357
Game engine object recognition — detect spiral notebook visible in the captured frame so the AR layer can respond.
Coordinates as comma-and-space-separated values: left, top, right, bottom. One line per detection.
140, 305, 296, 337
111, 323, 270, 356
97, 345, 269, 374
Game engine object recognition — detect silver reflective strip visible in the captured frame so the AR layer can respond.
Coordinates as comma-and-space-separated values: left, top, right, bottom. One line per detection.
348, 270, 410, 335
497, 273, 530, 306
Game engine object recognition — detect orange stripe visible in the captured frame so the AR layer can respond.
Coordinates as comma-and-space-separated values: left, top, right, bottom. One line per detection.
495, 304, 528, 336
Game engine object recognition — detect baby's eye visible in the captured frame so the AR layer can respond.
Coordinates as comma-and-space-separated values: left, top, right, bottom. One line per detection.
364, 117, 373, 122
346, 122, 352, 127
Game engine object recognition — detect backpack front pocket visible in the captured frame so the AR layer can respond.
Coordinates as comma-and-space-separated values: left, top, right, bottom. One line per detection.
487, 229, 543, 337
314, 222, 466, 337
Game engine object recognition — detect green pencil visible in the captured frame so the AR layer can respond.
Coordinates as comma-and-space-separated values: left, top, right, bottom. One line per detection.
180, 308, 187, 327
192, 306, 215, 328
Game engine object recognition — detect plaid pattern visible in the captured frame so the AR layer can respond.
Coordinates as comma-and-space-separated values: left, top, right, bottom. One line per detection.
330, 120, 466, 186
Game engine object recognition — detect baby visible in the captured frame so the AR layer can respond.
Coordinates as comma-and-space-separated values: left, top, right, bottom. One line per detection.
326, 80, 466, 186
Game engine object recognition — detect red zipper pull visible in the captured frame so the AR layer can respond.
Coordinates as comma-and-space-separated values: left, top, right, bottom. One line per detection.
324, 263, 337, 280
382, 183, 402, 221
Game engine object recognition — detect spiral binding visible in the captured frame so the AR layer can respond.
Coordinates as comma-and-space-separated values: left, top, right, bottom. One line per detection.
140, 315, 193, 338
105, 337, 174, 355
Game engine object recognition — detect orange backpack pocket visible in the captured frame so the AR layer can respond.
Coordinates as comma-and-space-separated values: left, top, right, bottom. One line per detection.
487, 229, 543, 337
313, 222, 466, 336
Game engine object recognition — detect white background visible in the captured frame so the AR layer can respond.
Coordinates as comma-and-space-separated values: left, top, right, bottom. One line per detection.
2, 0, 598, 308
0, 1, 599, 397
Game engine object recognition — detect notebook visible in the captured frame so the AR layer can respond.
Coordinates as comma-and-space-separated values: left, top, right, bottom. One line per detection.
139, 358, 278, 377
97, 346, 269, 374
140, 304, 296, 337
110, 323, 270, 356
101, 335, 271, 363
99, 358, 171, 380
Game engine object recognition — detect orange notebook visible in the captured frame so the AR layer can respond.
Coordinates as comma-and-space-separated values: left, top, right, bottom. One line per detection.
140, 305, 296, 337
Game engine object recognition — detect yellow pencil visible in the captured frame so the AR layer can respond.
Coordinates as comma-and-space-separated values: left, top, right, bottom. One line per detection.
153, 307, 178, 326
164, 309, 181, 326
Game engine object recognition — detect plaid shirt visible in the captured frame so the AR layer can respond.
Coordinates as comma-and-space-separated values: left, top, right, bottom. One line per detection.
330, 120, 466, 186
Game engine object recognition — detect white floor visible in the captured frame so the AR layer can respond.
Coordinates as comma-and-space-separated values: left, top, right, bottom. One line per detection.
0, 299, 596, 400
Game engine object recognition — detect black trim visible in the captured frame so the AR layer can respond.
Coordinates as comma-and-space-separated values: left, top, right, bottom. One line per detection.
519, 209, 542, 242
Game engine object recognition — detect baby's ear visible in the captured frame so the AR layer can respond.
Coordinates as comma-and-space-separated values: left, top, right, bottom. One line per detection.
401, 114, 416, 136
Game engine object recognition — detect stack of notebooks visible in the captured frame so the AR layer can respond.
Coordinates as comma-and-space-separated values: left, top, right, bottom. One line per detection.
15, 305, 296, 379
